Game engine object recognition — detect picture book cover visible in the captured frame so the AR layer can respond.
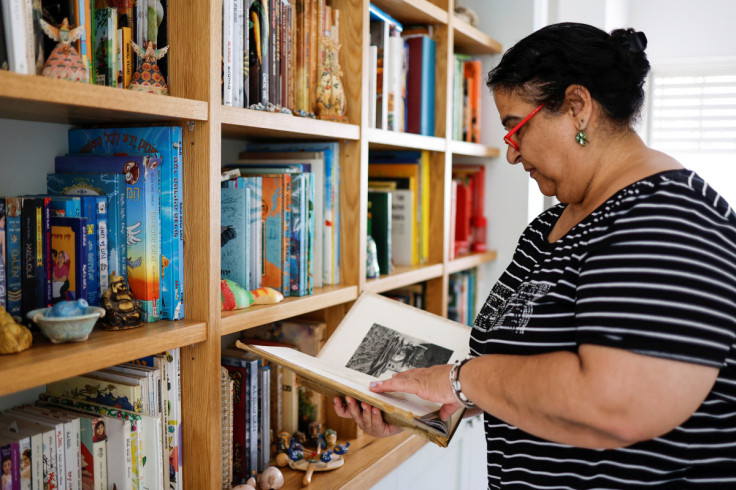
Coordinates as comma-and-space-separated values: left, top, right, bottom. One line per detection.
68, 125, 184, 320
47, 172, 128, 287
257, 175, 289, 295
45, 374, 144, 414
4, 198, 22, 318
54, 155, 161, 322
50, 216, 88, 303
221, 187, 250, 291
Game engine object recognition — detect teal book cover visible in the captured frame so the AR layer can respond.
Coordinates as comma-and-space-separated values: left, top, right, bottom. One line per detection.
68, 126, 184, 320
221, 187, 250, 290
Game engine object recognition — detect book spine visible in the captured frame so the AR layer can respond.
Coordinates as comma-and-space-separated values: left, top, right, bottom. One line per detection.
160, 132, 179, 320
222, 361, 247, 483
258, 365, 270, 472
174, 128, 185, 319
289, 173, 302, 296
223, 0, 233, 106
306, 173, 314, 294
420, 36, 436, 136
5, 198, 22, 318
233, 0, 243, 108
220, 187, 249, 290
0, 199, 5, 309
281, 174, 291, 296
246, 359, 258, 480
80, 197, 99, 306
96, 197, 109, 297
20, 198, 37, 316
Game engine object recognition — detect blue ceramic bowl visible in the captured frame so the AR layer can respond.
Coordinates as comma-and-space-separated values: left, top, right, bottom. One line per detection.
26, 306, 106, 344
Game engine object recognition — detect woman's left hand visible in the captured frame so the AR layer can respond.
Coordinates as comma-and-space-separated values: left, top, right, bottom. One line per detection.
370, 364, 464, 421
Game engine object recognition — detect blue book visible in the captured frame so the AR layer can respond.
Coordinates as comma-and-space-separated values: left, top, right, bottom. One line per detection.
4, 198, 22, 318
221, 187, 250, 290
243, 177, 262, 290
47, 173, 127, 288
78, 196, 107, 306
245, 142, 340, 286
68, 126, 185, 320
48, 195, 83, 218
50, 216, 88, 303
54, 155, 161, 322
290, 173, 310, 296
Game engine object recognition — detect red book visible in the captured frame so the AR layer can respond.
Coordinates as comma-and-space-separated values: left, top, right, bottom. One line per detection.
454, 181, 471, 257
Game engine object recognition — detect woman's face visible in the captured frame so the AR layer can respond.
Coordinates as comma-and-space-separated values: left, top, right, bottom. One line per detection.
494, 89, 590, 204
2, 459, 9, 473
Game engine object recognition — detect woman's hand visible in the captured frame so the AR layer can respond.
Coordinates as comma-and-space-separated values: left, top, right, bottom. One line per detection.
370, 364, 464, 421
333, 396, 403, 438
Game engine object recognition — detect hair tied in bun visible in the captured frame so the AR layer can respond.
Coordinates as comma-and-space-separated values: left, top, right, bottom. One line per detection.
620, 29, 647, 54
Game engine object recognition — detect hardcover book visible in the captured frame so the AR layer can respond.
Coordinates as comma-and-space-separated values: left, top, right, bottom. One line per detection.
237, 292, 472, 447
68, 125, 185, 320
54, 155, 162, 322
220, 186, 250, 291
4, 198, 22, 318
405, 34, 436, 136
50, 215, 88, 304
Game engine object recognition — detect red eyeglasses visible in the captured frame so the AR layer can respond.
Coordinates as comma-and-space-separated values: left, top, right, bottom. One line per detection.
503, 103, 545, 151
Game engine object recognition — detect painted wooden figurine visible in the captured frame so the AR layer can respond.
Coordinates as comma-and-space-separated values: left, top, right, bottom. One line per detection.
220, 279, 284, 311
39, 18, 89, 83
128, 40, 170, 95
315, 37, 348, 122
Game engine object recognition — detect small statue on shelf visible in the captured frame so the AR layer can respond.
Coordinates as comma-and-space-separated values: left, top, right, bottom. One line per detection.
100, 274, 143, 330
314, 36, 348, 122
285, 428, 350, 485
128, 40, 170, 95
0, 305, 32, 354
39, 17, 89, 83
220, 279, 284, 311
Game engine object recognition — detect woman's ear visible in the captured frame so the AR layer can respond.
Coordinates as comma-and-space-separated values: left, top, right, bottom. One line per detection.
565, 84, 593, 129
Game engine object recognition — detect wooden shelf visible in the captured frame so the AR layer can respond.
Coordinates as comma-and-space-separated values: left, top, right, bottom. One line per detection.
221, 106, 360, 140
364, 263, 444, 293
281, 432, 426, 489
221, 285, 359, 335
367, 128, 446, 152
0, 320, 207, 397
450, 140, 500, 158
453, 17, 503, 55
447, 250, 498, 274
370, 0, 448, 25
0, 71, 208, 125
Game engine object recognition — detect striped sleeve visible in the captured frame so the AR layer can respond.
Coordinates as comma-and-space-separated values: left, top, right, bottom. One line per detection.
574, 184, 736, 367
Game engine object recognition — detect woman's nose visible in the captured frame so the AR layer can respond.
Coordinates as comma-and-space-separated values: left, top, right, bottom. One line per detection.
506, 145, 521, 165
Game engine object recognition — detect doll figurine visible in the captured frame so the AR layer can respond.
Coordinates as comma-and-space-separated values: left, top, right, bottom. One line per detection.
39, 18, 89, 83
128, 40, 170, 95
314, 36, 348, 122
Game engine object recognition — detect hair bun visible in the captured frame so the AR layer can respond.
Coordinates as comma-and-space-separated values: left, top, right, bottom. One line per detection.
615, 28, 647, 54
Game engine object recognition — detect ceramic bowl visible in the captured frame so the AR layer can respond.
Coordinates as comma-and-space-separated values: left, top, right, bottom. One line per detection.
26, 306, 106, 344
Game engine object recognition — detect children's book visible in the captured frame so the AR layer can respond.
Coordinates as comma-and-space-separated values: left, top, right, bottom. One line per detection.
0, 413, 45, 490
238, 292, 472, 448
45, 373, 144, 414
47, 172, 128, 287
0, 437, 21, 490
49, 216, 88, 304
54, 155, 161, 322
4, 408, 58, 490
4, 197, 22, 318
221, 187, 250, 291
94, 7, 118, 86
68, 126, 185, 321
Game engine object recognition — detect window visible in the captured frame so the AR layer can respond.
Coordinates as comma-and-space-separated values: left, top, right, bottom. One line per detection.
646, 61, 736, 206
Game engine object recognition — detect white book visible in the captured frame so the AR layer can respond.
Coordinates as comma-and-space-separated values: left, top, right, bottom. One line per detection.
103, 415, 133, 490
21, 0, 34, 74
139, 415, 163, 490
389, 188, 415, 266
222, 0, 234, 106
0, 415, 45, 490
2, 0, 29, 73
9, 408, 63, 490
233, 0, 243, 108
388, 34, 405, 132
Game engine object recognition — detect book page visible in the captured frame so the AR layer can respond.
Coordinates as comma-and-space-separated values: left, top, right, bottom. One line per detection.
319, 292, 471, 380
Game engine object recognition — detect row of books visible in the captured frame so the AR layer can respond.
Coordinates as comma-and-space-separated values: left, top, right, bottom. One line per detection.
453, 56, 483, 143
0, 0, 168, 87
368, 6, 436, 136
222, 141, 341, 290
222, 317, 327, 485
222, 0, 340, 113
0, 349, 181, 490
448, 269, 478, 326
366, 150, 430, 276
450, 164, 487, 259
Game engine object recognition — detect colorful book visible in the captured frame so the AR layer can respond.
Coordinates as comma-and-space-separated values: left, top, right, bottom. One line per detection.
5, 198, 22, 318
0, 438, 21, 490
249, 0, 270, 106
68, 126, 185, 321
0, 199, 5, 309
220, 187, 250, 291
49, 216, 88, 304
405, 34, 436, 136
47, 172, 128, 286
7, 407, 61, 490
54, 155, 161, 322
94, 7, 118, 86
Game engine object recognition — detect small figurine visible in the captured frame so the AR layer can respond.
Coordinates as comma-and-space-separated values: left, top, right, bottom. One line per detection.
308, 421, 325, 451
39, 18, 89, 83
315, 36, 348, 122
323, 429, 337, 451
274, 430, 292, 467
46, 299, 89, 318
128, 40, 170, 95
100, 274, 143, 330
333, 441, 350, 455
257, 466, 285, 490
286, 430, 349, 486
0, 305, 32, 354
220, 279, 284, 311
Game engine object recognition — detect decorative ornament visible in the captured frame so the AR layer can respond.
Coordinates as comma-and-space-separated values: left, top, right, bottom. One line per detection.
128, 41, 169, 95
0, 305, 32, 354
575, 130, 588, 146
454, 5, 479, 27
220, 279, 284, 311
366, 235, 380, 278
39, 18, 89, 83
100, 274, 143, 330
315, 36, 348, 122
257, 466, 285, 490
286, 429, 349, 486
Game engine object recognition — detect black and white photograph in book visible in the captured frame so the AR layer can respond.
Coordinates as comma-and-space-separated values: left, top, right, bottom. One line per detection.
345, 324, 453, 377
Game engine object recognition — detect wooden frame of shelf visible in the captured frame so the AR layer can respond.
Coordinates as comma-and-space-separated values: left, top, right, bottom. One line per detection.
364, 263, 444, 293
448, 250, 499, 274
221, 106, 361, 140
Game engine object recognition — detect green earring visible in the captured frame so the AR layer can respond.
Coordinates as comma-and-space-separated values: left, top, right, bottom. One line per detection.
575, 131, 588, 146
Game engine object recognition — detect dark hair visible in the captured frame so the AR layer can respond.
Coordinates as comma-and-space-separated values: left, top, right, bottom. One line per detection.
487, 22, 650, 126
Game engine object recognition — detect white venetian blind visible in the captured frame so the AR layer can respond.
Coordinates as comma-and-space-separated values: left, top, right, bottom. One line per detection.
647, 65, 736, 206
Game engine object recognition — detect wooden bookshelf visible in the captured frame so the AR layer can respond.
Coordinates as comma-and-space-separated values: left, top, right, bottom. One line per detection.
0, 0, 502, 488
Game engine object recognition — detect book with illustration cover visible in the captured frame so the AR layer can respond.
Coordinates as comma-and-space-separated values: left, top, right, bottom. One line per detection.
94, 7, 118, 86
221, 187, 250, 291
68, 125, 184, 320
54, 155, 161, 322
238, 292, 471, 447
50, 216, 88, 303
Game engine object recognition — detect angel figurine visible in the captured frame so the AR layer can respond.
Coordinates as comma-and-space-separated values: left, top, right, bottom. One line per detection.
39, 18, 89, 83
128, 40, 170, 95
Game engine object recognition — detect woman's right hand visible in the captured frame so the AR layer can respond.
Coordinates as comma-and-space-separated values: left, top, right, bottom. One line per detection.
333, 396, 404, 438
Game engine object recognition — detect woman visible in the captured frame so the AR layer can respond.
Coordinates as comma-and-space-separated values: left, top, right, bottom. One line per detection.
335, 23, 736, 487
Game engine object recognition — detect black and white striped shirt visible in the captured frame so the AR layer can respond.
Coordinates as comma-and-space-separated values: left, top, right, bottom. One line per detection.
470, 170, 736, 488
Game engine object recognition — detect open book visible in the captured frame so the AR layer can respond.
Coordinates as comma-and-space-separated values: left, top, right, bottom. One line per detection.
236, 292, 472, 447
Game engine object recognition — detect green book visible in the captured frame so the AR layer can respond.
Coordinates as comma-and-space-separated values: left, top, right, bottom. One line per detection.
368, 190, 392, 275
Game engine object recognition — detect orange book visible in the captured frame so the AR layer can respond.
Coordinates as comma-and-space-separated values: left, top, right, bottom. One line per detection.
463, 60, 482, 143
